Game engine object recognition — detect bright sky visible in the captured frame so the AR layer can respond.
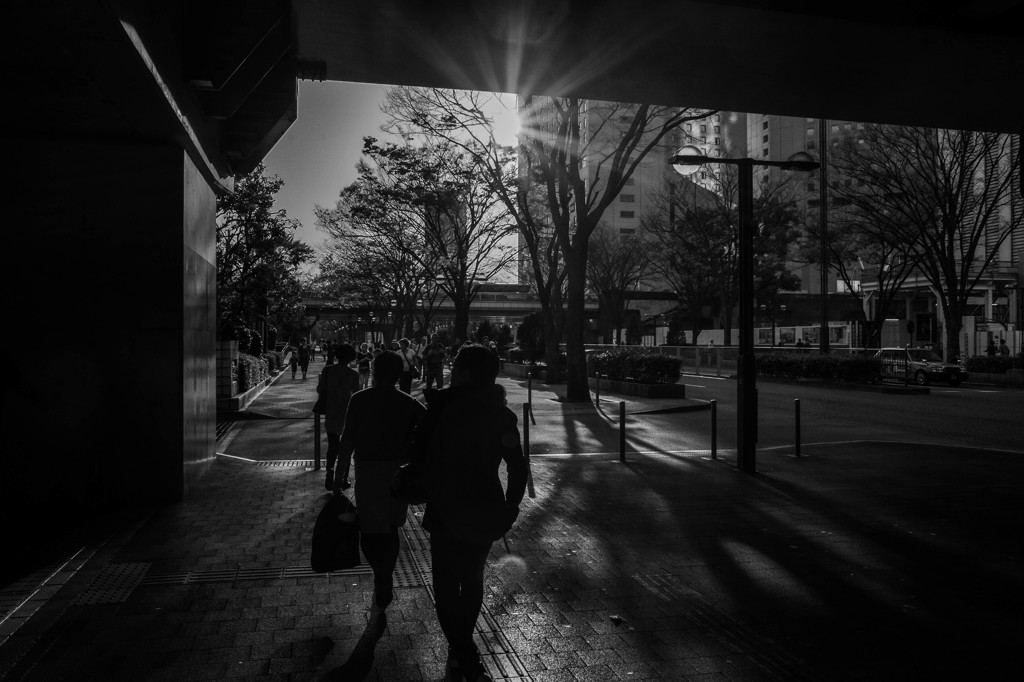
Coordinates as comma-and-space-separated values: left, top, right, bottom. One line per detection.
262, 80, 519, 253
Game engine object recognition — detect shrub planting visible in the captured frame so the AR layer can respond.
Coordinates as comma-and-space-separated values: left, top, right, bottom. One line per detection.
237, 353, 270, 392
966, 355, 1021, 374
755, 351, 880, 383
589, 349, 682, 384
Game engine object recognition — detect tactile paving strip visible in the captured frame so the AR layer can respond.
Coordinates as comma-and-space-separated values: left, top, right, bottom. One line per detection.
74, 562, 150, 605
139, 564, 374, 586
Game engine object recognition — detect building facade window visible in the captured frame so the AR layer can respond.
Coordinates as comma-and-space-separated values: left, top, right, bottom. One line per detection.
762, 120, 769, 130
624, 177, 635, 185
620, 210, 635, 218
619, 228, 636, 235
700, 124, 706, 133
763, 148, 769, 157
714, 125, 720, 134
620, 194, 635, 202
762, 134, 768, 143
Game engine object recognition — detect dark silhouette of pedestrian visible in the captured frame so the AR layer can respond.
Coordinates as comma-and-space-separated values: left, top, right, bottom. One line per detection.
999, 339, 1011, 357
336, 351, 426, 615
356, 342, 372, 390
298, 340, 311, 379
396, 337, 420, 394
318, 343, 361, 491
287, 342, 300, 379
410, 344, 527, 682
422, 333, 448, 390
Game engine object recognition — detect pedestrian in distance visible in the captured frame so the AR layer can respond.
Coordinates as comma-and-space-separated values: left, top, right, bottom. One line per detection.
410, 344, 527, 682
287, 342, 300, 379
422, 333, 448, 391
356, 342, 372, 390
986, 339, 998, 356
397, 337, 420, 394
298, 340, 312, 379
336, 351, 426, 616
999, 339, 1011, 357
318, 343, 361, 492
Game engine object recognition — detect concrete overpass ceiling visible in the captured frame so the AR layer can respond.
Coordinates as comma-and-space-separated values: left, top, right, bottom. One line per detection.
295, 0, 1024, 133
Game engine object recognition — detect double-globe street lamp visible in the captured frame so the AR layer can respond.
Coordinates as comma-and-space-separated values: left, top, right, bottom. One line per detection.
669, 145, 819, 473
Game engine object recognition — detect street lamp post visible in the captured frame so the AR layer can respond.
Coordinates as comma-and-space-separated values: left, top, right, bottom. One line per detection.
671, 146, 818, 473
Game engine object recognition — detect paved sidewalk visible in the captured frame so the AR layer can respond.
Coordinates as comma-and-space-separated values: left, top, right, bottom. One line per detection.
2, 369, 1021, 681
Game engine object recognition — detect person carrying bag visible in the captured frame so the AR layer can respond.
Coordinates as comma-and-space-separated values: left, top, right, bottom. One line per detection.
335, 351, 425, 614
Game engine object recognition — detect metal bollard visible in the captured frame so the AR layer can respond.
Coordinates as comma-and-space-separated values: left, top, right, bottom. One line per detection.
619, 401, 626, 463
527, 371, 536, 425
523, 403, 536, 498
710, 399, 717, 460
314, 412, 322, 470
794, 398, 801, 457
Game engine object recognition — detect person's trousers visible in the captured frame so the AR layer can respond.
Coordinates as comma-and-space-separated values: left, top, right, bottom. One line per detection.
399, 371, 414, 394
430, 534, 492, 671
325, 432, 350, 480
424, 366, 444, 390
360, 529, 400, 608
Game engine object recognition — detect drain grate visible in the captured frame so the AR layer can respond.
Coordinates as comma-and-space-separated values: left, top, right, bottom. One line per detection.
253, 456, 313, 466
215, 419, 235, 441
74, 562, 150, 605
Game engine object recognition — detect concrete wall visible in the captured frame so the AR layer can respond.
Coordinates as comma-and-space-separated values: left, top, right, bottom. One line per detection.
3, 139, 216, 544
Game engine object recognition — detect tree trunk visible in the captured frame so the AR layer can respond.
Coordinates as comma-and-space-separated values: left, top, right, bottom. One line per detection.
563, 254, 590, 402
453, 298, 470, 343
721, 292, 734, 346
942, 301, 963, 362
542, 311, 561, 383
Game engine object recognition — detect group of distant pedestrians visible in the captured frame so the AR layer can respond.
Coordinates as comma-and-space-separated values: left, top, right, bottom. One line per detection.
985, 338, 1013, 357
311, 340, 524, 682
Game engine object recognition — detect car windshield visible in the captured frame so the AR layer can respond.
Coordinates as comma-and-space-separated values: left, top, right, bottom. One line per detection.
908, 349, 942, 362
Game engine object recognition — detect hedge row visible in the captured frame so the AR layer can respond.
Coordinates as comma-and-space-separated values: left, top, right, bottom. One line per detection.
237, 353, 271, 392
589, 349, 682, 384
965, 355, 1024, 373
756, 352, 880, 383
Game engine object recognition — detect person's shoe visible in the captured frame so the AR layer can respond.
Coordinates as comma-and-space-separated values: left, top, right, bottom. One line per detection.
324, 468, 334, 491
444, 651, 462, 681
461, 660, 491, 682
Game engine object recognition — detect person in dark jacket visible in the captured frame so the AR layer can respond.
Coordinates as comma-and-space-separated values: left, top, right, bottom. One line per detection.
297, 340, 312, 379
318, 343, 360, 491
336, 351, 426, 615
410, 344, 527, 682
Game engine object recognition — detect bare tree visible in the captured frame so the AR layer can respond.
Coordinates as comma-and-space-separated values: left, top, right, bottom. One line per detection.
645, 168, 803, 345
315, 159, 438, 341
586, 228, 653, 344
360, 137, 519, 339
830, 125, 1022, 358
383, 86, 714, 400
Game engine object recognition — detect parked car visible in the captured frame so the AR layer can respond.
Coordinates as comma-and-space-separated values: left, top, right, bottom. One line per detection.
873, 347, 969, 386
